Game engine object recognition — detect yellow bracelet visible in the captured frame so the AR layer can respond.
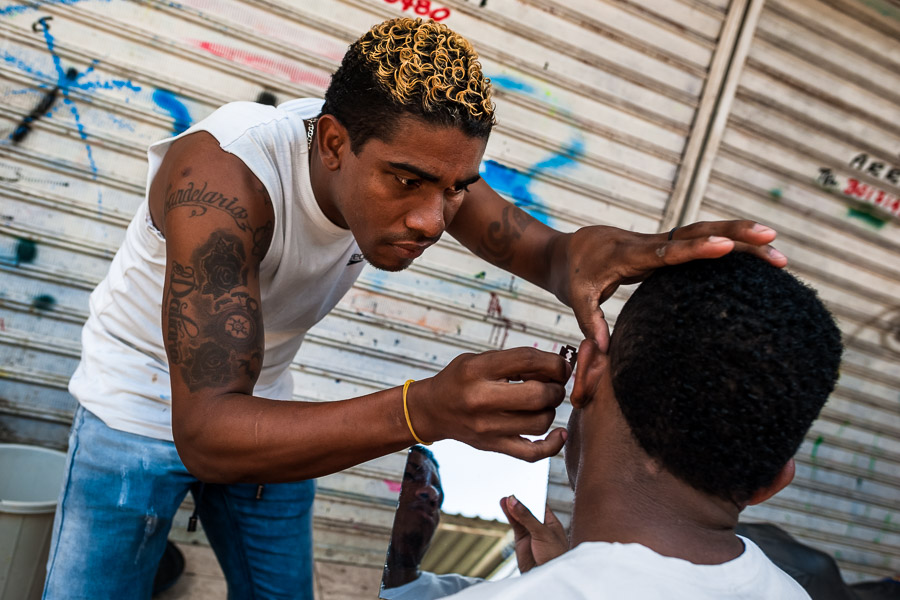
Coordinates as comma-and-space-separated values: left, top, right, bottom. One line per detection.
402, 379, 431, 446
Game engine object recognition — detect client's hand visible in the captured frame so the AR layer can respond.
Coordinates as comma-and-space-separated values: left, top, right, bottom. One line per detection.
500, 495, 568, 573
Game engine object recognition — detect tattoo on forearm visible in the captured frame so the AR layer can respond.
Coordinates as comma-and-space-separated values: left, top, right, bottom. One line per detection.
164, 230, 264, 393
475, 205, 534, 268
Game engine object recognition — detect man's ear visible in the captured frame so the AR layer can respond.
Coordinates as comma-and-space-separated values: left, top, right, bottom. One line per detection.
315, 114, 348, 171
570, 339, 609, 409
745, 459, 795, 506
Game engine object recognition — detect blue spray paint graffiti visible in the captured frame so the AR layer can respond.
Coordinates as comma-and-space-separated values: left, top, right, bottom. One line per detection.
152, 89, 193, 135
10, 66, 75, 142
16, 238, 38, 264
480, 139, 585, 227
489, 75, 537, 95
32, 293, 56, 310
0, 16, 140, 208
480, 73, 585, 227
0, 238, 38, 267
0, 0, 111, 18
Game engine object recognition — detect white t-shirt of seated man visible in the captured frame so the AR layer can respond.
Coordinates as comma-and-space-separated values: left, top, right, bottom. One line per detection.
444, 536, 810, 599
382, 571, 483, 600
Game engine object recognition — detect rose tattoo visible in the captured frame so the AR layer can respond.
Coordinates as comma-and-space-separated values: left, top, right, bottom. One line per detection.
197, 233, 248, 299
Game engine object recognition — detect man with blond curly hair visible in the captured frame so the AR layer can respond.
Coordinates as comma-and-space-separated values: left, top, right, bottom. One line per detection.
44, 17, 785, 600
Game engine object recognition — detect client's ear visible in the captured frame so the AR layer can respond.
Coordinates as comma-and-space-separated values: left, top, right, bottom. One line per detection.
746, 459, 795, 507
570, 339, 609, 409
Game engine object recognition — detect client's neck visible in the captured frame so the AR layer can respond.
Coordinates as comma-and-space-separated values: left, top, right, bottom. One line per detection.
569, 423, 744, 565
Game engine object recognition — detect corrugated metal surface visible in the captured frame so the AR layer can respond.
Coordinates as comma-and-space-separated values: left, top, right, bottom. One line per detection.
1, 0, 897, 596
419, 513, 513, 579
680, 0, 900, 583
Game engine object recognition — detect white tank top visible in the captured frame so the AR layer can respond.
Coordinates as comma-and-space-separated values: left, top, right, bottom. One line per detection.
69, 99, 365, 441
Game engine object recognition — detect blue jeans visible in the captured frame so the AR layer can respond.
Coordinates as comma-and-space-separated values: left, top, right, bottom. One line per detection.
43, 406, 315, 600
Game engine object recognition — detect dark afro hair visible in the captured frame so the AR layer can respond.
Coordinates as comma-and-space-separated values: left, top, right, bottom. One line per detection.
410, 444, 439, 470
609, 253, 842, 504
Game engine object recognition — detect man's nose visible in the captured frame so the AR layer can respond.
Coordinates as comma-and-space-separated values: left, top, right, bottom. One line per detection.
405, 191, 445, 240
417, 485, 439, 505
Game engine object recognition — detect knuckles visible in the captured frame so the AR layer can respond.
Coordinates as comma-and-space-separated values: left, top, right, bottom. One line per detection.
452, 352, 480, 380
470, 416, 492, 437
520, 381, 565, 410
523, 411, 556, 436
516, 347, 543, 373
542, 382, 567, 407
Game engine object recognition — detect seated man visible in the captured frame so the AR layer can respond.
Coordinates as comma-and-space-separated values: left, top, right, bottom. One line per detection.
382, 446, 482, 600
448, 252, 843, 599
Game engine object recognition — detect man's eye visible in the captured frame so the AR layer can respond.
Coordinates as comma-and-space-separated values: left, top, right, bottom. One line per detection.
404, 469, 426, 481
449, 184, 470, 195
396, 176, 420, 188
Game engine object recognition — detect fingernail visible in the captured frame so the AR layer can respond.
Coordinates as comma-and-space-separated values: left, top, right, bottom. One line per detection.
561, 429, 568, 443
508, 495, 518, 508
769, 248, 785, 261
752, 223, 774, 234
708, 236, 731, 244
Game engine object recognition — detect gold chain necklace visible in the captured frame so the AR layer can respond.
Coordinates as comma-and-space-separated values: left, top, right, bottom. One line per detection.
306, 117, 318, 150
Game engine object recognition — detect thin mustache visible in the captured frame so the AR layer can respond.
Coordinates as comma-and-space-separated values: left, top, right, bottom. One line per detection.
410, 500, 438, 513
387, 233, 442, 246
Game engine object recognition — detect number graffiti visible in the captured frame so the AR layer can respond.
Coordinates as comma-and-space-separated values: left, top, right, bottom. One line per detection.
841, 179, 900, 216
817, 151, 900, 221
382, 0, 451, 21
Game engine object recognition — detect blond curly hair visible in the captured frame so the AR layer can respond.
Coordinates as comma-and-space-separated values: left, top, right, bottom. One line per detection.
322, 17, 495, 149
359, 18, 494, 121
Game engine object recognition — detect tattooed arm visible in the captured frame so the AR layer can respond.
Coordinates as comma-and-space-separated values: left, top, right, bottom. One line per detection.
447, 179, 565, 300
153, 132, 409, 482
152, 133, 570, 483
448, 180, 784, 350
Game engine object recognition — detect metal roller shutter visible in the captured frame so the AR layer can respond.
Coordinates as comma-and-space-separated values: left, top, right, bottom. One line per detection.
2, 0, 896, 596
675, 0, 900, 583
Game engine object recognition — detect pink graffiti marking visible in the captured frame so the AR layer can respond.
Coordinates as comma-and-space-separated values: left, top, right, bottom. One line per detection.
192, 41, 331, 90
180, 0, 348, 61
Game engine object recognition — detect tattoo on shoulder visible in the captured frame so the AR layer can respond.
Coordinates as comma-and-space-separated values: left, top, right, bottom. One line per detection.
252, 220, 274, 259
165, 181, 273, 259
165, 262, 199, 365
165, 181, 249, 227
474, 205, 534, 268
164, 230, 263, 393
